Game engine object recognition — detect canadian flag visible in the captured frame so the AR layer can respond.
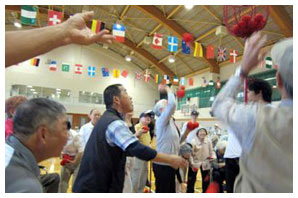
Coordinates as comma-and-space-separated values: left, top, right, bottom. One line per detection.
152, 33, 163, 50
75, 64, 83, 74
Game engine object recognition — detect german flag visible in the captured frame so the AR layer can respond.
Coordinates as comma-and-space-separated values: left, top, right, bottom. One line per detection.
30, 58, 40, 67
91, 20, 105, 33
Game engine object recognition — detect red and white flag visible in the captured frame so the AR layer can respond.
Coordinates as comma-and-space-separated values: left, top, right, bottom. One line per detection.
49, 61, 57, 71
206, 45, 215, 59
152, 33, 163, 50
75, 64, 83, 74
48, 10, 63, 26
144, 70, 150, 82
230, 50, 238, 63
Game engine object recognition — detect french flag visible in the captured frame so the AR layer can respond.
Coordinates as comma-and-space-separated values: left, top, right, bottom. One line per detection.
112, 23, 125, 42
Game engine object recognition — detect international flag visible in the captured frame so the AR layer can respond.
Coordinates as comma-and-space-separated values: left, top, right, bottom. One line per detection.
217, 47, 226, 62
144, 70, 150, 82
265, 57, 273, 69
30, 58, 40, 67
173, 76, 179, 85
135, 72, 143, 80
61, 63, 70, 72
21, 6, 37, 25
188, 77, 194, 86
180, 77, 186, 85
75, 64, 83, 74
163, 75, 170, 84
168, 36, 178, 52
121, 70, 128, 78
101, 67, 109, 77
206, 45, 215, 59
91, 20, 105, 33
113, 69, 120, 78
182, 40, 190, 54
88, 66, 96, 77
49, 61, 57, 71
152, 33, 163, 50
112, 23, 125, 42
194, 42, 203, 57
230, 50, 238, 63
48, 10, 63, 26
155, 74, 160, 84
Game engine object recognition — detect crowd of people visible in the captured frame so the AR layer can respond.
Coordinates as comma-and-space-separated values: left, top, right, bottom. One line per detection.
5, 11, 293, 193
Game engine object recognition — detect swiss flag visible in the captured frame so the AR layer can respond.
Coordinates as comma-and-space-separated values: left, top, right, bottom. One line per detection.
206, 45, 215, 59
48, 10, 63, 26
75, 64, 83, 74
152, 33, 163, 49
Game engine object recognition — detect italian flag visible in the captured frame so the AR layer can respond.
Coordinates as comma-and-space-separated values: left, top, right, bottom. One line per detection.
21, 5, 37, 25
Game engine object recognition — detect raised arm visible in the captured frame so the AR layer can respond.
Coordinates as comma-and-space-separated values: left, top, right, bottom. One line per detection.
5, 11, 115, 67
158, 86, 176, 126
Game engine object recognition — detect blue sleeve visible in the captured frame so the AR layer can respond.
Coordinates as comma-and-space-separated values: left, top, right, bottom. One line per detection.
105, 120, 138, 151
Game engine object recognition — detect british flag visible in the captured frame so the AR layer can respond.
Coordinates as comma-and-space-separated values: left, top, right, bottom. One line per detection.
217, 47, 226, 62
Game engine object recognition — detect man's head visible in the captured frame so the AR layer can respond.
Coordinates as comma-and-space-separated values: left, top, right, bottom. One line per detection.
13, 98, 68, 162
190, 110, 199, 122
153, 99, 168, 117
139, 112, 151, 125
247, 78, 272, 103
104, 84, 133, 114
5, 96, 28, 118
89, 109, 101, 125
271, 38, 293, 99
216, 141, 227, 156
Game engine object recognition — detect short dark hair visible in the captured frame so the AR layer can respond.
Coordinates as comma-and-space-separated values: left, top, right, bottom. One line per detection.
248, 78, 272, 103
103, 84, 122, 109
13, 98, 66, 138
89, 108, 96, 115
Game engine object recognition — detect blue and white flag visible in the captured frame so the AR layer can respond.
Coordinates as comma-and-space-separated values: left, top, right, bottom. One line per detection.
88, 66, 96, 77
168, 36, 178, 52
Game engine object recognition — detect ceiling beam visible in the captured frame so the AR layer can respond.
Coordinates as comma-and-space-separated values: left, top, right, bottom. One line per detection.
268, 5, 293, 37
120, 5, 130, 20
136, 5, 183, 48
134, 5, 219, 73
123, 39, 175, 76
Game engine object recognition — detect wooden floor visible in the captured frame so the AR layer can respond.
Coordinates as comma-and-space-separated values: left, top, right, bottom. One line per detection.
39, 137, 204, 193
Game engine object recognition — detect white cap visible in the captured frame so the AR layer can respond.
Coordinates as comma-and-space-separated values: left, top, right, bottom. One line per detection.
271, 38, 293, 96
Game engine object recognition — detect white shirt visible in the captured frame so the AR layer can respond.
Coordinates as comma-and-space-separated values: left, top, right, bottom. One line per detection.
62, 129, 84, 156
79, 122, 94, 148
224, 127, 242, 158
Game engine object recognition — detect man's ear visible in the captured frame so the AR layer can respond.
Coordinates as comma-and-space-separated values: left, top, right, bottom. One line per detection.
276, 72, 283, 90
36, 125, 49, 145
113, 95, 121, 106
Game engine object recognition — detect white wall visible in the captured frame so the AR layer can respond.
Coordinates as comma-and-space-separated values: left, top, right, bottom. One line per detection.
5, 44, 159, 117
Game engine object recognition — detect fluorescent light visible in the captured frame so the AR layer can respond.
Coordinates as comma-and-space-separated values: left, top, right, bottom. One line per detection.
209, 81, 214, 86
185, 5, 194, 9
30, 89, 35, 91
27, 85, 32, 88
14, 22, 22, 28
56, 92, 61, 94
125, 55, 132, 62
265, 77, 276, 81
33, 92, 37, 94
168, 55, 175, 63
56, 88, 61, 91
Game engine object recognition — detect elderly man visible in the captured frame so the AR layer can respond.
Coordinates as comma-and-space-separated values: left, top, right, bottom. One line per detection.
73, 84, 188, 193
211, 32, 293, 192
79, 109, 101, 148
5, 98, 68, 193
152, 84, 181, 193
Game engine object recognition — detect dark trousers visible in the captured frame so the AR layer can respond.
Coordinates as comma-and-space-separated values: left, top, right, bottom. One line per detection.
186, 166, 209, 193
153, 163, 176, 193
225, 158, 240, 193
212, 168, 226, 193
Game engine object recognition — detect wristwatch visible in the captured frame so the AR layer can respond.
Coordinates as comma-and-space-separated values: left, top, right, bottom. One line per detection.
234, 66, 247, 79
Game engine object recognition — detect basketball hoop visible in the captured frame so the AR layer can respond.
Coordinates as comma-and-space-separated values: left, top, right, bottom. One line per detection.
223, 5, 269, 38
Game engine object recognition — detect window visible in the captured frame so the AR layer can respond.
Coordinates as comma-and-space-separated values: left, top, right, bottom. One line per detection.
78, 91, 104, 104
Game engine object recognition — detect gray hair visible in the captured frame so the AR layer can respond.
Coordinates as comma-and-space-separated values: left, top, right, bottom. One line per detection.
153, 99, 167, 117
216, 141, 227, 150
271, 38, 293, 98
13, 98, 66, 138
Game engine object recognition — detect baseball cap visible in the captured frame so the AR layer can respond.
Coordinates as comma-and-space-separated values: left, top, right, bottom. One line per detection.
191, 110, 199, 116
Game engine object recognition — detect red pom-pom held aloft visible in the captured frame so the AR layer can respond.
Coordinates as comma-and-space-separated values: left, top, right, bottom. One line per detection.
180, 85, 185, 90
183, 32, 193, 42
177, 89, 185, 98
241, 15, 251, 23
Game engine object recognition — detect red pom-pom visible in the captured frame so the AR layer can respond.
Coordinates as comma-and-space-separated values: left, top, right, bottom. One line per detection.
177, 89, 185, 98
193, 122, 199, 129
248, 19, 257, 30
231, 24, 240, 35
193, 167, 198, 172
204, 174, 210, 182
241, 15, 251, 23
180, 85, 185, 90
238, 20, 246, 29
254, 13, 264, 22
142, 126, 149, 132
206, 182, 220, 193
183, 33, 193, 42
187, 121, 194, 130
